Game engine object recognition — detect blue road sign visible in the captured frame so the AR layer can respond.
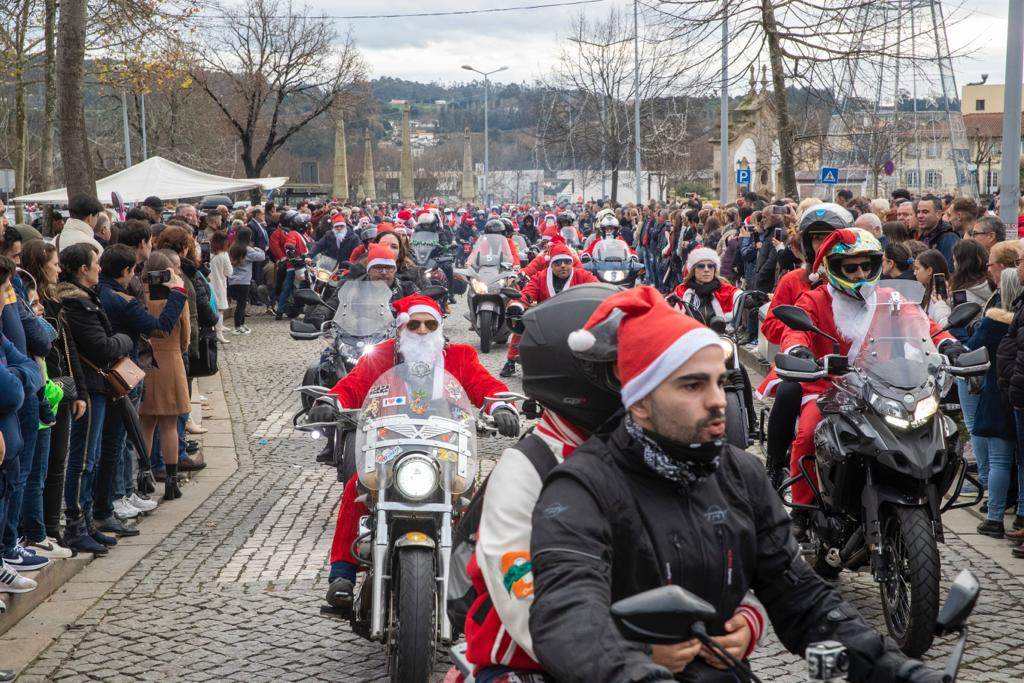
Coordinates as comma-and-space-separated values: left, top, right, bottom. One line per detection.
820, 167, 839, 185
736, 169, 751, 185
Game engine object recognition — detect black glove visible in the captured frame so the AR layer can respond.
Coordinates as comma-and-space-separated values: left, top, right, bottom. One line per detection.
506, 301, 526, 318
307, 403, 337, 424
788, 346, 816, 362
941, 341, 966, 364
492, 407, 520, 437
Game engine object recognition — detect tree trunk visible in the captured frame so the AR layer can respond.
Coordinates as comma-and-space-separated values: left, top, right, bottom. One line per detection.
40, 0, 57, 193
14, 61, 26, 224
610, 166, 619, 203
57, 0, 96, 200
242, 150, 263, 204
761, 0, 798, 199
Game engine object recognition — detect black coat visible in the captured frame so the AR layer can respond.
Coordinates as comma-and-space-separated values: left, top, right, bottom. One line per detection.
529, 422, 906, 683
309, 230, 359, 263
998, 292, 1024, 408
52, 281, 133, 395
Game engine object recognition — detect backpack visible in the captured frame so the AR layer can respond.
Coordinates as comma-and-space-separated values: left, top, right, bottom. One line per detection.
446, 432, 557, 639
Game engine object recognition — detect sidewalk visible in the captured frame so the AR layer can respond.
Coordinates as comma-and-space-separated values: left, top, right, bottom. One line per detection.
0, 373, 238, 673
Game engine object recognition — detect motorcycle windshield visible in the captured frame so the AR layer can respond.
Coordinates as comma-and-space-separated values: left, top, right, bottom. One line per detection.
594, 238, 628, 262
410, 231, 439, 264
560, 226, 580, 247
315, 254, 338, 271
469, 234, 513, 270
354, 362, 478, 495
851, 280, 941, 389
333, 280, 395, 338
512, 236, 528, 254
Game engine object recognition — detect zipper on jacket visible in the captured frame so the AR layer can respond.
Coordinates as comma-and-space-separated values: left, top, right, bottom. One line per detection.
716, 526, 733, 591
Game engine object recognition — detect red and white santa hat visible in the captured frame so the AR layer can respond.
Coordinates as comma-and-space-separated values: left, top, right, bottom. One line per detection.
366, 243, 397, 270
685, 247, 720, 275
567, 286, 720, 408
331, 213, 347, 226
549, 241, 574, 264
393, 294, 443, 327
396, 209, 413, 223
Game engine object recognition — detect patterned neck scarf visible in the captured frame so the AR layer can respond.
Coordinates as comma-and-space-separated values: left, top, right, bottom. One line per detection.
624, 413, 721, 489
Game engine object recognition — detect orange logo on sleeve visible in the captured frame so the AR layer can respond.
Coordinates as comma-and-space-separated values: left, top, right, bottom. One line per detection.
500, 551, 533, 599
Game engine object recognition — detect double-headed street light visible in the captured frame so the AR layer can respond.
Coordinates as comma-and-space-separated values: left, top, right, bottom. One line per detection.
462, 64, 508, 206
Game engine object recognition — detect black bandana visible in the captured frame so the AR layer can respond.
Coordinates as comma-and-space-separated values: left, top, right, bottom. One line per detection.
624, 414, 721, 489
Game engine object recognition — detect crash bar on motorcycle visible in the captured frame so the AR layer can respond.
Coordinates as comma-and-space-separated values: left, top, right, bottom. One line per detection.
776, 454, 826, 513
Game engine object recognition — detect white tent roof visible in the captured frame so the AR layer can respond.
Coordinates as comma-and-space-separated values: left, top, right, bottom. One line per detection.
14, 156, 288, 204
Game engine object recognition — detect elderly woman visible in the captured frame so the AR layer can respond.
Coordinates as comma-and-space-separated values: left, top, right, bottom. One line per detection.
669, 246, 742, 324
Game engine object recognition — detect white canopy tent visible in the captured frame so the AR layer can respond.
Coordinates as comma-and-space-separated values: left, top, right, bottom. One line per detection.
13, 156, 288, 204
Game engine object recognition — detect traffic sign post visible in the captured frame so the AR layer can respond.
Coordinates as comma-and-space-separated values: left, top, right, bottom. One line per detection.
819, 167, 839, 185
736, 169, 751, 186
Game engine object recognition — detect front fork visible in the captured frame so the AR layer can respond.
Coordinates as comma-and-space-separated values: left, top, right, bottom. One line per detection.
862, 471, 943, 581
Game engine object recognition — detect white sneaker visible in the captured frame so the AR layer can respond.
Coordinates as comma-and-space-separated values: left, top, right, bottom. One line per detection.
127, 492, 158, 513
0, 560, 37, 593
241, 326, 253, 335
232, 327, 245, 335
113, 497, 141, 519
25, 537, 74, 559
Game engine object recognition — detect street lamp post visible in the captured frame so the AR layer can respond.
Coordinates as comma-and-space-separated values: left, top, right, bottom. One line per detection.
462, 64, 507, 206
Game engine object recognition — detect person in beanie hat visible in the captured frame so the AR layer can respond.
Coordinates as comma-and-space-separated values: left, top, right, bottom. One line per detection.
527, 284, 927, 682
323, 293, 520, 609
499, 242, 598, 378
670, 246, 743, 323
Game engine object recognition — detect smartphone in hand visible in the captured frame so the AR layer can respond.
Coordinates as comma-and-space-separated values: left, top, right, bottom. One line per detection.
933, 273, 947, 300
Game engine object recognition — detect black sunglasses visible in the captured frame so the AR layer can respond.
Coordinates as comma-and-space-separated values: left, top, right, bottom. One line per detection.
839, 261, 874, 276
693, 262, 716, 271
406, 319, 439, 332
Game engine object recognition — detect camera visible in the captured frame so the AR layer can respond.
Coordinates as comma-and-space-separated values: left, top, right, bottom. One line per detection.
145, 270, 171, 286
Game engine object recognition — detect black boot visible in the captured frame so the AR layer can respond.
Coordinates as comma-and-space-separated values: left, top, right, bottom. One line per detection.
164, 463, 183, 501
96, 515, 140, 537
84, 511, 117, 546
326, 577, 354, 610
65, 517, 108, 556
316, 430, 336, 465
499, 360, 516, 378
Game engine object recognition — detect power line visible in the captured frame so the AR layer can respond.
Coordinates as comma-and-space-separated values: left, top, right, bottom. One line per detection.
196, 0, 609, 21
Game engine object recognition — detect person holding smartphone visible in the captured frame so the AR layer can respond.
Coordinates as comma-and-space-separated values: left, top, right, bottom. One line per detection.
913, 249, 951, 327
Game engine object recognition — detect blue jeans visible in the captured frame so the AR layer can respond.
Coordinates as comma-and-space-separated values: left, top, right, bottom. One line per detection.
64, 392, 107, 520
957, 379, 988, 490
983, 435, 1015, 522
2, 393, 39, 555
95, 400, 127, 520
275, 268, 295, 315
20, 425, 51, 543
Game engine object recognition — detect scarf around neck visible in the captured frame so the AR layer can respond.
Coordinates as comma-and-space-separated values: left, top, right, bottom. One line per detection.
624, 413, 721, 489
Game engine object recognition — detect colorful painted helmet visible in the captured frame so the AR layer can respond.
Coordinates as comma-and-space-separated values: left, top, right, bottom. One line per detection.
799, 202, 853, 261
813, 228, 883, 300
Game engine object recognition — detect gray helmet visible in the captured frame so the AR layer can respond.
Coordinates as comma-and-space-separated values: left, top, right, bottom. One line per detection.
483, 218, 506, 235
799, 202, 852, 261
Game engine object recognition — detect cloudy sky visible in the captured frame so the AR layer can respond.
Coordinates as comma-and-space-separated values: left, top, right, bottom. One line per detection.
223, 1, 1010, 90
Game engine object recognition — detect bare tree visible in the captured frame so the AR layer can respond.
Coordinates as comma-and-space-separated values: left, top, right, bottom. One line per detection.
189, 0, 367, 199
58, 0, 96, 199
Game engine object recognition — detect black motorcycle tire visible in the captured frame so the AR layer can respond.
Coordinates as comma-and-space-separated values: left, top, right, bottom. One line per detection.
725, 390, 748, 449
389, 547, 436, 682
478, 309, 494, 353
879, 506, 939, 657
300, 363, 320, 413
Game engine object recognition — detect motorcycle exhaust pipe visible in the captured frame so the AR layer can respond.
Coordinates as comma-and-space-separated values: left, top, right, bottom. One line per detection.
840, 528, 866, 569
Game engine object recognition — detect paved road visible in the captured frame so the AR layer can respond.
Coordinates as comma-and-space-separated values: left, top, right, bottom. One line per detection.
16, 301, 1024, 681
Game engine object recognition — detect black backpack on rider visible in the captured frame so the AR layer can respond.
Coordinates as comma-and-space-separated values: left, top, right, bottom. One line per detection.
446, 432, 557, 639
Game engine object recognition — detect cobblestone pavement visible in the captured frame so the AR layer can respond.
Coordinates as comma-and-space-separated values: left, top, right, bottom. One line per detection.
15, 301, 1024, 682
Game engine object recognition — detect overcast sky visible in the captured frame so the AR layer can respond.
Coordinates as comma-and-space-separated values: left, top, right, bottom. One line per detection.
230, 1, 1010, 91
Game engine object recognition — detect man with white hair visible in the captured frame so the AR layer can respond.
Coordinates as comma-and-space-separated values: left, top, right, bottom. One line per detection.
869, 197, 890, 219
854, 210, 882, 237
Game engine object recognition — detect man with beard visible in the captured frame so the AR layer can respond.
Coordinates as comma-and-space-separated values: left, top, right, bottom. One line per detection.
527, 286, 940, 682
322, 294, 520, 608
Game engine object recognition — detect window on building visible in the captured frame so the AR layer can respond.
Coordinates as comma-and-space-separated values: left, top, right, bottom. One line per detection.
925, 170, 942, 188
925, 140, 941, 158
300, 161, 319, 184
976, 99, 986, 111
986, 169, 999, 192
905, 170, 920, 187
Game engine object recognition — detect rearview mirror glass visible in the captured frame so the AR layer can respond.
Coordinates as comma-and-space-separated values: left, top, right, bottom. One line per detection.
935, 569, 979, 634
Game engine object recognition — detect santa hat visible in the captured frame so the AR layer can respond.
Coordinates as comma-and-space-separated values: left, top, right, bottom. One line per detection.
397, 209, 413, 222
366, 243, 397, 270
685, 247, 720, 274
549, 241, 574, 263
393, 294, 443, 326
811, 229, 858, 273
331, 213, 347, 225
543, 213, 556, 223
567, 286, 719, 408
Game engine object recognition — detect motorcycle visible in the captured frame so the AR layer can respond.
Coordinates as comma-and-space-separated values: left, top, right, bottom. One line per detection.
451, 569, 981, 683
409, 230, 454, 290
455, 233, 521, 353
771, 280, 987, 657
511, 233, 532, 267
298, 363, 525, 682
581, 238, 644, 286
559, 225, 581, 249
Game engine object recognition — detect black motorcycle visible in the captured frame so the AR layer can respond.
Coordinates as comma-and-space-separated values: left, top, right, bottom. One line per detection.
771, 281, 987, 657
455, 234, 521, 353
409, 230, 454, 290
581, 238, 644, 287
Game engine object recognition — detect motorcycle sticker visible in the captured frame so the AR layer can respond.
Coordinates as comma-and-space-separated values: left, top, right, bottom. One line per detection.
410, 390, 429, 415
363, 398, 380, 419
368, 384, 390, 398
381, 396, 406, 408
437, 448, 457, 462
445, 379, 464, 402
408, 361, 432, 378
376, 445, 402, 464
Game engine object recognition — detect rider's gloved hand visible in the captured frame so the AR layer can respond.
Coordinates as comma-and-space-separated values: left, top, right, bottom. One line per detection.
492, 407, 521, 437
788, 346, 816, 362
940, 341, 966, 364
506, 301, 526, 318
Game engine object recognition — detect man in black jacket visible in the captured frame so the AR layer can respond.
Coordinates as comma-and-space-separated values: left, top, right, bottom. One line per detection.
529, 286, 934, 683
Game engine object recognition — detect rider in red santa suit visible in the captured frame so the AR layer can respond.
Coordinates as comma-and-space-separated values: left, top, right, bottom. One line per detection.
670, 247, 742, 323
584, 214, 635, 258
780, 229, 962, 536
522, 234, 583, 278
323, 294, 521, 607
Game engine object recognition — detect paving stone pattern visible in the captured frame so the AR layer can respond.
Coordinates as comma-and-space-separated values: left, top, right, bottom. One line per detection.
16, 306, 1024, 682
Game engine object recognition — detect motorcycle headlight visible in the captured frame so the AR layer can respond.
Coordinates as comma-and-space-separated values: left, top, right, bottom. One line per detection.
394, 454, 438, 500
361, 343, 375, 357
911, 395, 939, 427
602, 270, 626, 282
869, 393, 910, 430
471, 278, 489, 295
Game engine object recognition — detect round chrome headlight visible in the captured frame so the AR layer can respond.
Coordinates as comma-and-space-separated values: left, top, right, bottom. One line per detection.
394, 454, 439, 500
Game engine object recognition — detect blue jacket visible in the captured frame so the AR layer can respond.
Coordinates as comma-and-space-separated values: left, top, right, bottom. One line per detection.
966, 310, 1015, 439
98, 275, 187, 360
0, 273, 55, 361
0, 333, 43, 461
921, 222, 959, 271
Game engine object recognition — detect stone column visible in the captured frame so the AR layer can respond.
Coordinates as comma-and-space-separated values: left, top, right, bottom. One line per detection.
362, 129, 375, 202
399, 103, 415, 203
461, 127, 475, 203
331, 109, 349, 201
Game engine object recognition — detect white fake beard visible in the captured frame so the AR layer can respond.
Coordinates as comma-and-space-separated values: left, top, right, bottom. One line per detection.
398, 327, 445, 366
829, 285, 876, 358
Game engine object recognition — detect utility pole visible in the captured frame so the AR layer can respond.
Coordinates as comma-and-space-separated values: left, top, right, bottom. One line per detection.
719, 0, 729, 206
633, 0, 643, 206
140, 93, 148, 160
463, 64, 507, 207
121, 90, 132, 167
1000, 0, 1024, 228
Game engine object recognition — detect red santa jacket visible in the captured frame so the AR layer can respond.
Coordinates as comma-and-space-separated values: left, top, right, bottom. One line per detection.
761, 268, 815, 345
671, 280, 741, 320
327, 337, 508, 412
583, 235, 635, 257
520, 265, 598, 305
523, 250, 583, 278
268, 228, 308, 264
349, 243, 366, 264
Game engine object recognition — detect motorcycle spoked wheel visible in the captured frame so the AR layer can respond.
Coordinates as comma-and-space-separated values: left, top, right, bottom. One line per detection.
879, 506, 939, 657
724, 390, 749, 449
478, 309, 494, 353
387, 547, 437, 682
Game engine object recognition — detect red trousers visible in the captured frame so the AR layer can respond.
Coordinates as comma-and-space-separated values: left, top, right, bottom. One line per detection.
329, 474, 368, 565
790, 400, 821, 505
507, 333, 521, 361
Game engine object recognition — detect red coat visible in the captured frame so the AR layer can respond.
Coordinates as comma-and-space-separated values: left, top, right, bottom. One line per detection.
268, 228, 308, 263
671, 281, 741, 319
523, 250, 582, 278
520, 265, 597, 305
327, 337, 508, 412
349, 243, 366, 264
761, 268, 813, 345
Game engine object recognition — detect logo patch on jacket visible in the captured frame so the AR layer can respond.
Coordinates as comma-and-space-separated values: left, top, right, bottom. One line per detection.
501, 551, 534, 599
704, 505, 728, 524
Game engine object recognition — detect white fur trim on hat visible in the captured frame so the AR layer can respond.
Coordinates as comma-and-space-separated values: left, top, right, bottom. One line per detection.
620, 326, 721, 408
396, 312, 411, 325
567, 328, 596, 352
408, 304, 442, 322
550, 252, 573, 263
685, 247, 720, 273
367, 255, 397, 269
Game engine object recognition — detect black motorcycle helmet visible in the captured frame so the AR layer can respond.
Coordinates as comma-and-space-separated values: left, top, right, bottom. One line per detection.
279, 209, 299, 231
499, 216, 515, 237
520, 283, 622, 433
556, 211, 575, 228
483, 218, 506, 235
799, 202, 853, 262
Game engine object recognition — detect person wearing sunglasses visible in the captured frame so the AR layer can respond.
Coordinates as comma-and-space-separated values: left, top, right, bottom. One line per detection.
668, 247, 742, 325
781, 228, 962, 537
321, 293, 521, 609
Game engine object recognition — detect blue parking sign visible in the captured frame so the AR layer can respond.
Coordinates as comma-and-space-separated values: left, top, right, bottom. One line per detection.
736, 169, 751, 185
820, 167, 839, 185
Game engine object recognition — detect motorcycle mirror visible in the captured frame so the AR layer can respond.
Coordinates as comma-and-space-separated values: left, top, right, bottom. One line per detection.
773, 305, 816, 332
580, 252, 592, 263
610, 585, 717, 645
935, 570, 979, 635
421, 285, 449, 301
501, 288, 522, 299
943, 302, 982, 332
289, 319, 321, 339
708, 315, 727, 334
293, 289, 324, 308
